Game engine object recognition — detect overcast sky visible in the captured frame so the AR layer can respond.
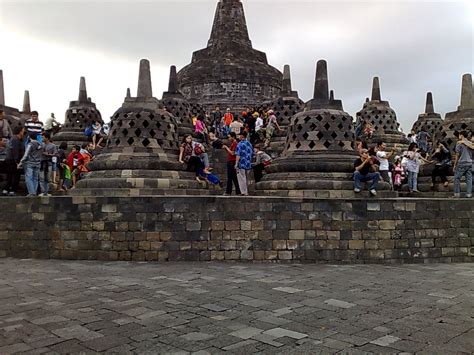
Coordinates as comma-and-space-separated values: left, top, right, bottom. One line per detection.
0, 0, 472, 132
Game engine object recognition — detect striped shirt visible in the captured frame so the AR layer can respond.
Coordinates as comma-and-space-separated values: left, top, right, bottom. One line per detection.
25, 120, 44, 135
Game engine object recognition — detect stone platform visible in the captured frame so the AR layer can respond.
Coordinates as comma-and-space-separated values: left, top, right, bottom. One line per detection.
0, 259, 473, 354
0, 196, 472, 264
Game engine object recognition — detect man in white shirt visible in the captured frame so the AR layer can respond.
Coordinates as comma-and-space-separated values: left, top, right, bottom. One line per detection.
254, 113, 265, 142
376, 142, 397, 189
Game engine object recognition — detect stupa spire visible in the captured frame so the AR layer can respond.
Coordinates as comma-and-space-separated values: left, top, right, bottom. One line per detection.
425, 92, 434, 113
0, 70, 4, 106
282, 65, 292, 93
313, 60, 329, 102
168, 65, 178, 93
78, 77, 88, 103
207, 0, 251, 48
22, 90, 31, 113
459, 73, 473, 110
371, 77, 381, 101
137, 59, 153, 98
126, 88, 131, 98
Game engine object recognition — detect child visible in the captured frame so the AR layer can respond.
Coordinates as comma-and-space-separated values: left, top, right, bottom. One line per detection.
392, 156, 404, 191
66, 145, 84, 187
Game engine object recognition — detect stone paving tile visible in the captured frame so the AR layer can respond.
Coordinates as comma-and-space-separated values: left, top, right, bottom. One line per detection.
0, 259, 473, 354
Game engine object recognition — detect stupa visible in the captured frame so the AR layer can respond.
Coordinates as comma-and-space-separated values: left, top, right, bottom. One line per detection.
75, 59, 208, 196
54, 77, 103, 147
177, 0, 282, 113
356, 77, 407, 146
256, 60, 391, 198
435, 73, 474, 152
412, 92, 443, 140
161, 65, 194, 137
259, 65, 305, 155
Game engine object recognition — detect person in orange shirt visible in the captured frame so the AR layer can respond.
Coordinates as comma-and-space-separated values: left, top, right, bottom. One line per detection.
222, 108, 234, 136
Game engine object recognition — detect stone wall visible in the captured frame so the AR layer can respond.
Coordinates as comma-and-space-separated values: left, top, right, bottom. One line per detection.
0, 196, 472, 264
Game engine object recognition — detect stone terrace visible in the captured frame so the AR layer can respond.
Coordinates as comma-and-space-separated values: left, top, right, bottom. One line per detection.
0, 259, 473, 354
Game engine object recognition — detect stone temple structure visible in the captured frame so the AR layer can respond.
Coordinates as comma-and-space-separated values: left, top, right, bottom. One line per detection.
76, 59, 208, 195
435, 73, 474, 152
412, 92, 443, 140
161, 66, 194, 136
0, 70, 26, 130
177, 0, 282, 112
54, 77, 103, 147
256, 60, 390, 198
356, 77, 407, 146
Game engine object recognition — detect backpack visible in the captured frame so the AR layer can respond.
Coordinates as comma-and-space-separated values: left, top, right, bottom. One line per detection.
84, 126, 93, 137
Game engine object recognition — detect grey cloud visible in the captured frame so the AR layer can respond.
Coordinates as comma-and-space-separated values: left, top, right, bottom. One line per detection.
1, 0, 473, 131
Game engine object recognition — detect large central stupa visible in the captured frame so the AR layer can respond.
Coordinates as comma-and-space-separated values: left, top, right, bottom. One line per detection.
177, 0, 282, 112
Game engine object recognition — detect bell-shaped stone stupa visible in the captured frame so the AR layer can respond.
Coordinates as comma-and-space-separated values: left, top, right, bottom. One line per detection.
75, 59, 208, 196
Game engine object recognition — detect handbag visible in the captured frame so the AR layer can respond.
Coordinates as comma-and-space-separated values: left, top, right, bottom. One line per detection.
194, 144, 203, 155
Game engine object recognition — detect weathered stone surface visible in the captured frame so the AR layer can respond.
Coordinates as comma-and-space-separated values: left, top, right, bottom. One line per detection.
0, 196, 473, 264
54, 76, 103, 146
177, 0, 282, 113
75, 59, 207, 195
356, 76, 408, 145
412, 92, 444, 141
435, 73, 474, 152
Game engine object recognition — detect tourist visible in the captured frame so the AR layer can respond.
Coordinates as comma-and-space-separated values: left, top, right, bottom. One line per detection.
209, 128, 224, 149
212, 107, 222, 137
2, 126, 24, 196
230, 117, 244, 135
39, 131, 58, 196
430, 141, 451, 189
43, 113, 61, 134
253, 144, 272, 183
56, 142, 68, 191
79, 143, 94, 173
66, 145, 84, 188
222, 132, 241, 196
91, 121, 104, 149
404, 143, 430, 193
235, 131, 253, 196
353, 148, 380, 196
376, 142, 397, 188
24, 111, 44, 143
416, 126, 430, 153
179, 135, 210, 182
453, 131, 473, 198
195, 114, 209, 145
254, 112, 265, 143
392, 156, 404, 191
363, 122, 374, 139
18, 132, 43, 196
0, 109, 13, 146
222, 108, 234, 136
263, 110, 281, 149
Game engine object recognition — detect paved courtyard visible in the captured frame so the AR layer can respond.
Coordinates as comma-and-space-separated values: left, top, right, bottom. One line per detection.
0, 259, 473, 354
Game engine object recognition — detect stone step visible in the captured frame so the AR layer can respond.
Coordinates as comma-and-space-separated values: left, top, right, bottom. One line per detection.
254, 189, 397, 199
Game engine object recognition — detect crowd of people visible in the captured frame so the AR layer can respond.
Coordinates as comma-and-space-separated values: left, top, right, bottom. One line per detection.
353, 131, 473, 197
1, 106, 473, 198
0, 110, 99, 196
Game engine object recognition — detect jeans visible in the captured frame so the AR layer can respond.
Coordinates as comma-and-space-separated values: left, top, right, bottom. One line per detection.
4, 160, 21, 193
226, 161, 241, 195
379, 170, 392, 188
198, 152, 209, 168
454, 164, 472, 195
40, 160, 51, 194
353, 171, 380, 191
432, 165, 449, 184
253, 163, 265, 183
24, 163, 40, 196
407, 171, 418, 191
417, 141, 428, 153
237, 168, 249, 195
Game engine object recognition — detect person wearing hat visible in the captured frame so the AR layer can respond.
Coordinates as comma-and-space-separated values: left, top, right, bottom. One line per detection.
263, 110, 281, 149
